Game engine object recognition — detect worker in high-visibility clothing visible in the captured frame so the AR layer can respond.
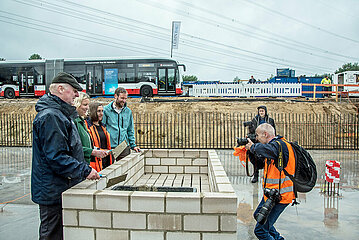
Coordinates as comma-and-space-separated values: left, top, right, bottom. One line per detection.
321, 76, 332, 97
245, 123, 296, 240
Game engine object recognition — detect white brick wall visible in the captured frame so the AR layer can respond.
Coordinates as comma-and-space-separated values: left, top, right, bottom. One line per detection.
131, 231, 164, 240
166, 192, 201, 213
184, 215, 218, 231
64, 227, 94, 240
95, 229, 128, 240
62, 149, 238, 239
79, 211, 111, 228
131, 192, 165, 212
95, 191, 130, 211
147, 214, 182, 230
113, 213, 146, 229
62, 189, 96, 210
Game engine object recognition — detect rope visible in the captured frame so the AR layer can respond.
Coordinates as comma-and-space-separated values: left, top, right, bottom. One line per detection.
0, 193, 30, 205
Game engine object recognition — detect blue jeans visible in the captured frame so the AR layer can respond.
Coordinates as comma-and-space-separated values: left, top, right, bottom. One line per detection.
253, 197, 288, 240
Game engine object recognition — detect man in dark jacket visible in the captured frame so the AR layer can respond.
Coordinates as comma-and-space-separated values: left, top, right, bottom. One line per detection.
249, 106, 276, 183
31, 72, 100, 240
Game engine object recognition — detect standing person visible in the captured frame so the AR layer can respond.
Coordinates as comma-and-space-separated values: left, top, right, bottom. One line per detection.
321, 76, 332, 97
249, 106, 276, 183
31, 72, 100, 240
73, 92, 108, 164
85, 102, 114, 171
248, 75, 257, 84
245, 123, 295, 240
103, 87, 141, 159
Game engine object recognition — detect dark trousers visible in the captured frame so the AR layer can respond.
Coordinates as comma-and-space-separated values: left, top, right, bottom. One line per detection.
39, 204, 63, 240
254, 197, 288, 240
116, 146, 131, 161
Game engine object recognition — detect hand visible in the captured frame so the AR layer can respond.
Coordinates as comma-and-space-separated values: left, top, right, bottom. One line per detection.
245, 138, 254, 150
92, 149, 109, 158
133, 147, 141, 153
86, 168, 100, 180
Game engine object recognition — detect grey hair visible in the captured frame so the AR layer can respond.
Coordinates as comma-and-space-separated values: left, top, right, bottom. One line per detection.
256, 123, 275, 137
49, 83, 69, 94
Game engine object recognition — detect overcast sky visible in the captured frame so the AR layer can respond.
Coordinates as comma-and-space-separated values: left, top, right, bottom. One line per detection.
0, 0, 358, 81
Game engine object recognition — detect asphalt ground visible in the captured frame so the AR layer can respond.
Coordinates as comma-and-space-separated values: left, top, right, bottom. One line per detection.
0, 148, 358, 240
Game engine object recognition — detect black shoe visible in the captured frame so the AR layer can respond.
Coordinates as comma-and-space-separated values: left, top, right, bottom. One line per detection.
251, 176, 258, 183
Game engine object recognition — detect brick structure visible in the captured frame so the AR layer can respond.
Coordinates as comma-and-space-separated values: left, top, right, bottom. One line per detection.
62, 150, 237, 240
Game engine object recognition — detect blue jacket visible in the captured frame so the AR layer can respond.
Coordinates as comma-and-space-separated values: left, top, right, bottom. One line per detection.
31, 94, 92, 205
102, 101, 136, 148
250, 136, 290, 168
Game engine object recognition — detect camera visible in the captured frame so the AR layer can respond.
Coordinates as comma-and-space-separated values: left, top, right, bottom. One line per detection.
236, 134, 256, 146
255, 188, 281, 225
236, 121, 257, 146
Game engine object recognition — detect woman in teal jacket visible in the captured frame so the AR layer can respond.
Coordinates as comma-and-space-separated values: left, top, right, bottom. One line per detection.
74, 92, 108, 164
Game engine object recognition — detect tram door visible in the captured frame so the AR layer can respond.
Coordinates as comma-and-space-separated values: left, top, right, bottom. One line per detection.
158, 67, 176, 95
19, 71, 35, 95
86, 65, 103, 95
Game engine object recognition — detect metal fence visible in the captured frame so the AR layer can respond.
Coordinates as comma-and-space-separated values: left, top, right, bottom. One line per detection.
0, 112, 358, 150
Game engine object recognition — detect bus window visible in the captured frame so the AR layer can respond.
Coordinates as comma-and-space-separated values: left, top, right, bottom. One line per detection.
137, 70, 156, 83
118, 69, 135, 83
34, 65, 45, 84
64, 64, 86, 84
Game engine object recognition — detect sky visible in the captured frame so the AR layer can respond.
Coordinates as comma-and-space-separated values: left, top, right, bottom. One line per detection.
0, 0, 358, 81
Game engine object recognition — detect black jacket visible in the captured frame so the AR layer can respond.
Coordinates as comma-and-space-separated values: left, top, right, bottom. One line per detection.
31, 93, 92, 205
249, 106, 276, 134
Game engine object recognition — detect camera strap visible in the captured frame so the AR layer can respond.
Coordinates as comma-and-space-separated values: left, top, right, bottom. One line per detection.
276, 141, 284, 195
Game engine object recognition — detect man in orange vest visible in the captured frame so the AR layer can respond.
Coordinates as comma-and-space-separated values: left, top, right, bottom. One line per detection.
245, 123, 295, 240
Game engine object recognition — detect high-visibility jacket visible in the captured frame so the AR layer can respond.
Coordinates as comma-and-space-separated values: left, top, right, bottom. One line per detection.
321, 77, 331, 84
263, 138, 296, 204
85, 120, 113, 172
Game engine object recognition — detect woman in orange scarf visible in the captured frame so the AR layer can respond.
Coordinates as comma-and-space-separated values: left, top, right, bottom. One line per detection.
85, 102, 114, 171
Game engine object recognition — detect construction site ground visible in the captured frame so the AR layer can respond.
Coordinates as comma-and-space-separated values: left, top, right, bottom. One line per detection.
0, 96, 358, 116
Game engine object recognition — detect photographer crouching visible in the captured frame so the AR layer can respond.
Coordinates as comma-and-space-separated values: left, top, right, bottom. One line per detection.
245, 123, 295, 240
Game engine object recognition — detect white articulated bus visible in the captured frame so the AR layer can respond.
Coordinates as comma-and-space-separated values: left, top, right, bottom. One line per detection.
0, 57, 186, 98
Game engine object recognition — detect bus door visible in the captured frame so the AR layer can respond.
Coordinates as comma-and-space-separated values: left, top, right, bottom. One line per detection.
337, 73, 344, 92
158, 67, 176, 95
86, 65, 103, 95
19, 71, 35, 95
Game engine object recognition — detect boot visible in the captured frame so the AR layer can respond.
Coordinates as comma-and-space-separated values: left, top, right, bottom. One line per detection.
251, 170, 259, 183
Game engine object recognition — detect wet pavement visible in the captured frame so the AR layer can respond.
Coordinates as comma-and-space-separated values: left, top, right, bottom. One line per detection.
0, 147, 359, 239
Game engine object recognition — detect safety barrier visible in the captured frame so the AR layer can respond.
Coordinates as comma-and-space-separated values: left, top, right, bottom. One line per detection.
191, 83, 302, 97
1, 112, 358, 150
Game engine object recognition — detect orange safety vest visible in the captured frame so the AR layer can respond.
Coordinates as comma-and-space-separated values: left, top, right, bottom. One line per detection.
84, 120, 113, 172
263, 139, 296, 204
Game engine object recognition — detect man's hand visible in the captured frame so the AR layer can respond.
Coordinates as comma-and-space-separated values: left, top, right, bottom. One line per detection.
92, 149, 109, 158
86, 168, 100, 180
245, 138, 254, 150
133, 147, 141, 153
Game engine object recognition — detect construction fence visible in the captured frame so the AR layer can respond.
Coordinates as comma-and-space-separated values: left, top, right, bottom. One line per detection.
0, 112, 358, 150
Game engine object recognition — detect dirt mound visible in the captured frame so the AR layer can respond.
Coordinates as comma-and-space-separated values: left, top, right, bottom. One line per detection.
0, 97, 357, 116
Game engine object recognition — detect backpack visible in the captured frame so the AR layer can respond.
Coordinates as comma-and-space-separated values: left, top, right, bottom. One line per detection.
277, 140, 317, 193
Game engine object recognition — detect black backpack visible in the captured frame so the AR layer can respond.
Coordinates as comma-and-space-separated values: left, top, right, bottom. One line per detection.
277, 140, 317, 193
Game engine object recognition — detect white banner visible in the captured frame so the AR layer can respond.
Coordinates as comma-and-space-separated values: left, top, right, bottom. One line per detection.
171, 21, 181, 49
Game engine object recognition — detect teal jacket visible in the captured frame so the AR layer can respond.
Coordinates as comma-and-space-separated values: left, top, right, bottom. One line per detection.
102, 101, 136, 149
74, 116, 92, 163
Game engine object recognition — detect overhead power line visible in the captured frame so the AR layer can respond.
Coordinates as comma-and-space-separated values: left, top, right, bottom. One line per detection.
242, 0, 359, 44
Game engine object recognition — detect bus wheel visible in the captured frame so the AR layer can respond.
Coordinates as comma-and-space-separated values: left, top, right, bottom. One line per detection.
140, 86, 153, 97
4, 88, 15, 99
